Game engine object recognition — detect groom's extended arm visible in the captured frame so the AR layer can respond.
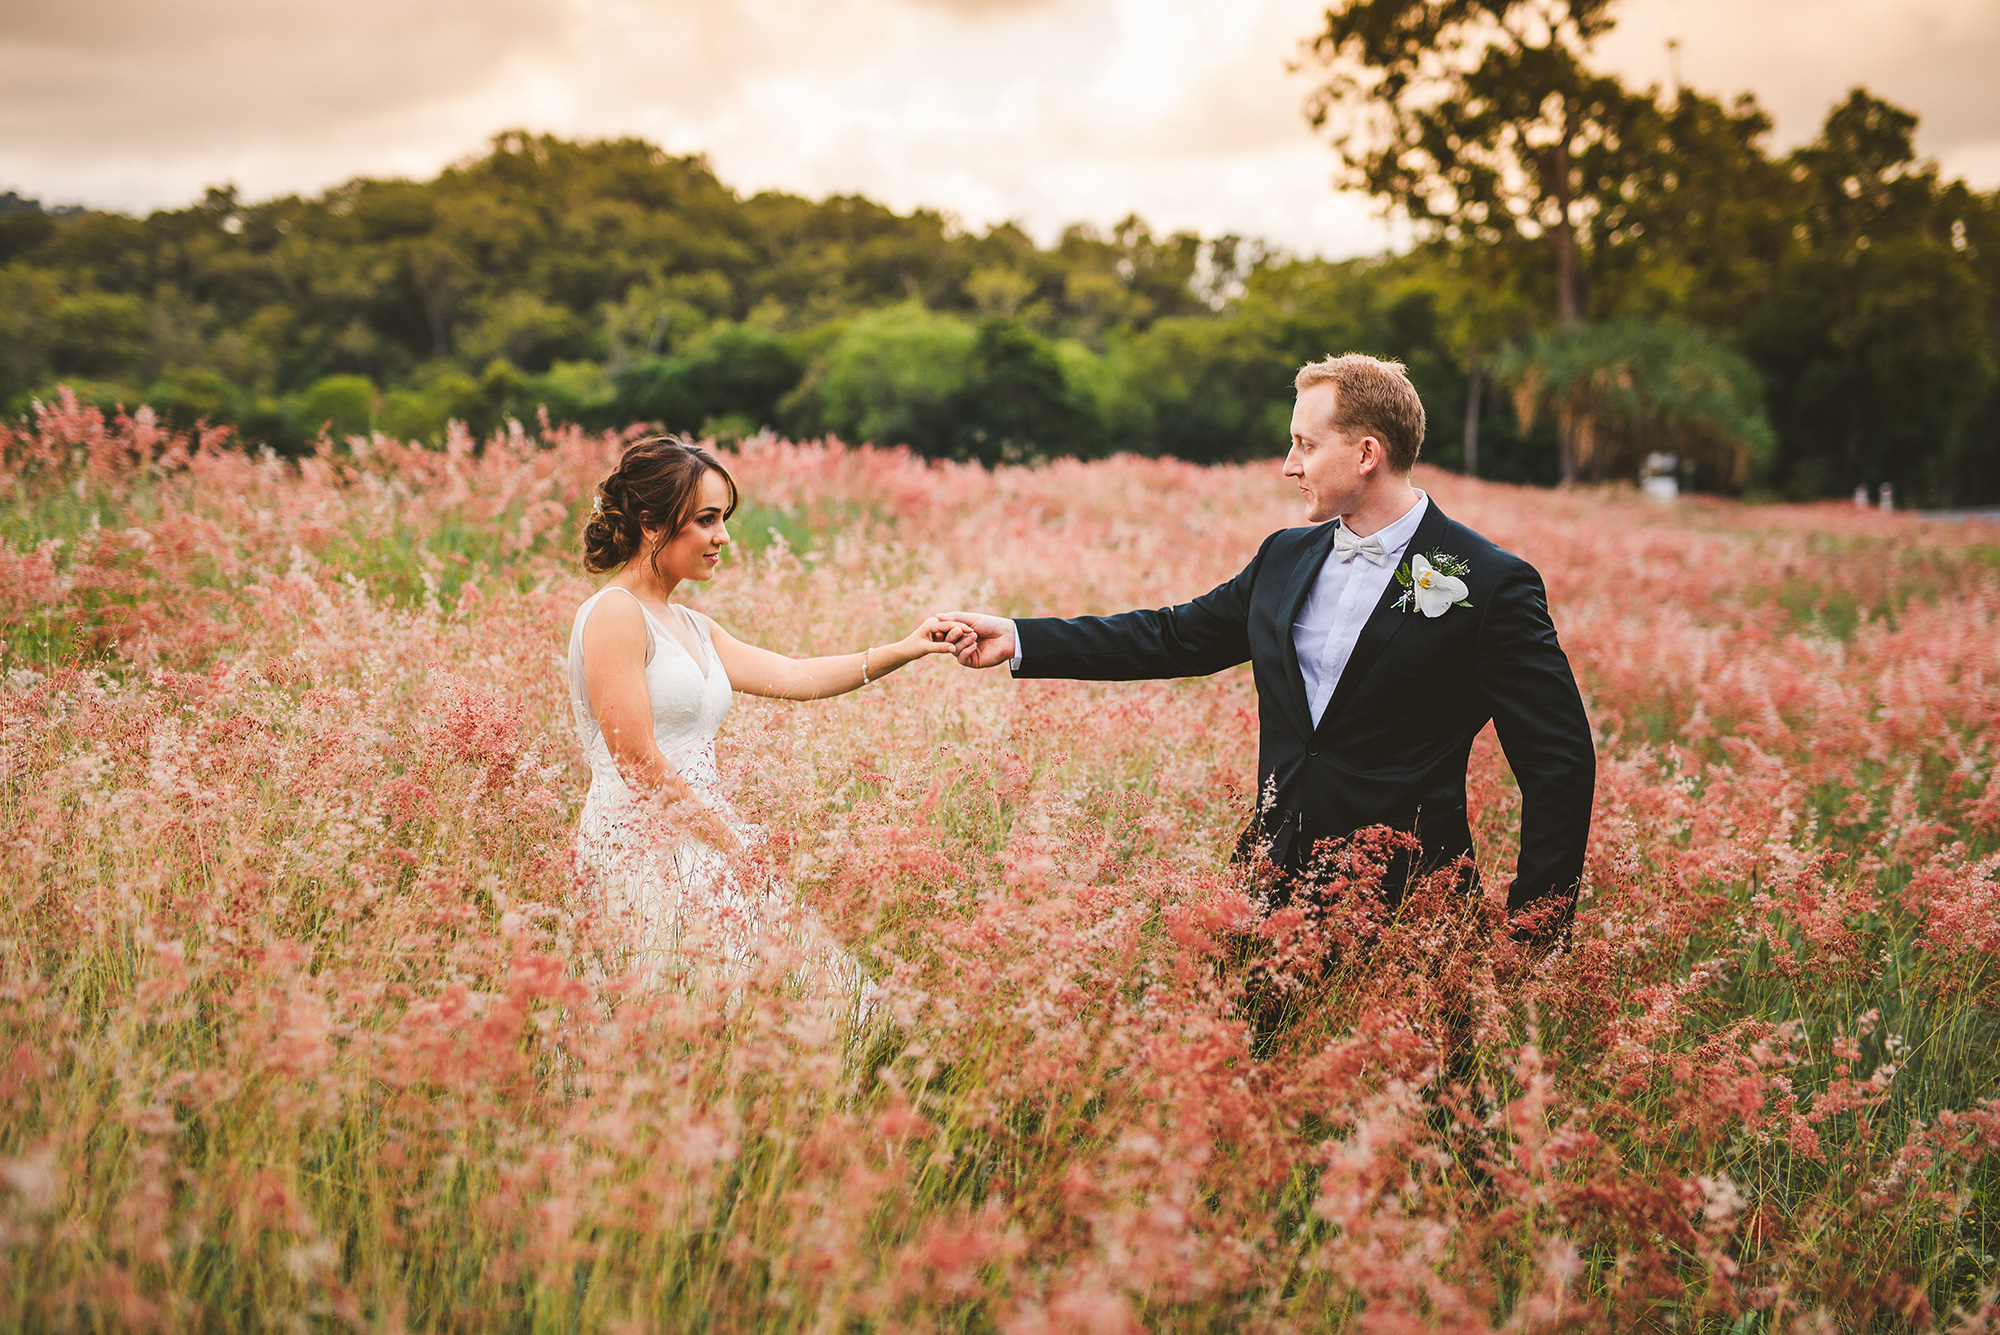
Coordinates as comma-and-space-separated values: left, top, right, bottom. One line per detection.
984, 533, 1277, 681
1475, 560, 1596, 931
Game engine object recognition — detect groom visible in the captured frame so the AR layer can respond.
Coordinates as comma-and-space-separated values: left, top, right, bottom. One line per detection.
944, 354, 1595, 941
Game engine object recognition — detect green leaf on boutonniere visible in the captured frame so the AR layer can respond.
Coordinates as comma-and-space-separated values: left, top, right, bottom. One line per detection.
1422, 549, 1472, 579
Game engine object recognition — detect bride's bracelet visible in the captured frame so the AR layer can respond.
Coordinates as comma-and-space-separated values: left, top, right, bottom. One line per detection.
862, 646, 872, 686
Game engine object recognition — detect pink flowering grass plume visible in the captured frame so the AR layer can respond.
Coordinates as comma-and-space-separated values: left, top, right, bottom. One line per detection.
2, 392, 1999, 1329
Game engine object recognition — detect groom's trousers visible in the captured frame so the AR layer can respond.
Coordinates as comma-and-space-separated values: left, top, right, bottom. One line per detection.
1230, 811, 1482, 1086
1232, 801, 1479, 913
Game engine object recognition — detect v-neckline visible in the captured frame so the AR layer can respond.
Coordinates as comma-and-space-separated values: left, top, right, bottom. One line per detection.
634, 598, 710, 681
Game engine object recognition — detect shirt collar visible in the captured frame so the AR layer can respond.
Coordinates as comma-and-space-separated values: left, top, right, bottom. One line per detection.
1338, 490, 1429, 558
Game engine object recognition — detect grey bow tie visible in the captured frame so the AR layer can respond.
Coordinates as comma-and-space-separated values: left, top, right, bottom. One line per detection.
1332, 524, 1391, 566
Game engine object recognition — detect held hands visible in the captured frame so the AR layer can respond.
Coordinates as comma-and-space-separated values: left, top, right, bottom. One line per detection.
905, 615, 975, 658
864, 613, 1002, 675
935, 611, 1016, 669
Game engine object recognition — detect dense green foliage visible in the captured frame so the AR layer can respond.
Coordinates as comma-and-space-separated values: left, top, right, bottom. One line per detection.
3, 76, 1999, 500
1496, 321, 1775, 489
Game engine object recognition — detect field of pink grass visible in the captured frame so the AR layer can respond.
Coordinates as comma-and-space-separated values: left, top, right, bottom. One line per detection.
3, 390, 2000, 1332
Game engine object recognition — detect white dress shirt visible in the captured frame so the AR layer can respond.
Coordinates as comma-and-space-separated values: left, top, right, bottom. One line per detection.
1294, 492, 1428, 727
1007, 491, 1429, 701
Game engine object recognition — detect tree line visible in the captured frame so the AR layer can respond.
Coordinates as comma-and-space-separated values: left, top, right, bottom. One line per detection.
2, 0, 1996, 502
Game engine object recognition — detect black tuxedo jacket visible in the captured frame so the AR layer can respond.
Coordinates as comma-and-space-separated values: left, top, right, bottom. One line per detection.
1014, 500, 1594, 918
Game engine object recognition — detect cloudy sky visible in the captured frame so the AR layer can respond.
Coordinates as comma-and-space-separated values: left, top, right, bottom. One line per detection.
2, 0, 1995, 258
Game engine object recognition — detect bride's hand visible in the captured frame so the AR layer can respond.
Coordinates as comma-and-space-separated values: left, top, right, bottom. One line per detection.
705, 809, 747, 855
716, 819, 752, 859
904, 615, 974, 655
657, 787, 745, 854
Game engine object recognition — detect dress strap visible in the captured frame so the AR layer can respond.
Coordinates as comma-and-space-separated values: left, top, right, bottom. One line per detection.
593, 586, 656, 661
677, 604, 720, 672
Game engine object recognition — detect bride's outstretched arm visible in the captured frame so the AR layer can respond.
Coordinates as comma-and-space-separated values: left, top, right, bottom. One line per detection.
702, 613, 969, 701
581, 595, 743, 851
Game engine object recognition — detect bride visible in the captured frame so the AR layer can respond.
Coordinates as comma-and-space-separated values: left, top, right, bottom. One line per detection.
568, 435, 962, 1002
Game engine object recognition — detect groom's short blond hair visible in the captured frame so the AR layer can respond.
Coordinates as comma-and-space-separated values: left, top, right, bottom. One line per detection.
1294, 354, 1426, 474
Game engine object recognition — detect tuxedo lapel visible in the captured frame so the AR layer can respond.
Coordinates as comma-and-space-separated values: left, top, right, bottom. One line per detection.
1273, 521, 1339, 739
1314, 500, 1452, 736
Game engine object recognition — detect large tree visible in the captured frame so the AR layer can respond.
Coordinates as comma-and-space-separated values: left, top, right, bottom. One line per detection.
1300, 0, 1650, 331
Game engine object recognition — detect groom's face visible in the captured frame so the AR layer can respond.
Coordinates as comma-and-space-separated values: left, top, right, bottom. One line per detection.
1284, 383, 1369, 524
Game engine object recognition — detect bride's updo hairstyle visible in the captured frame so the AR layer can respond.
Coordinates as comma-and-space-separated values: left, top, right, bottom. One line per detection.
582, 435, 740, 576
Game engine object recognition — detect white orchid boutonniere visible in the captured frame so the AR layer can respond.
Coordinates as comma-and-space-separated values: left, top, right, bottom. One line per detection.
1394, 551, 1473, 618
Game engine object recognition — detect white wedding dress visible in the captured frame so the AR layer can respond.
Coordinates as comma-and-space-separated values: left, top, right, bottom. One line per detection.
568, 587, 867, 1010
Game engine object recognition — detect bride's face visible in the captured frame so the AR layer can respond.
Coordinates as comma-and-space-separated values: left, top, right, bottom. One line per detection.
647, 470, 733, 584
